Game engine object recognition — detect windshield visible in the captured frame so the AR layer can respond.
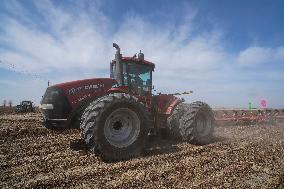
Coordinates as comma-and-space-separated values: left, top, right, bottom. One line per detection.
110, 61, 153, 95
124, 62, 152, 95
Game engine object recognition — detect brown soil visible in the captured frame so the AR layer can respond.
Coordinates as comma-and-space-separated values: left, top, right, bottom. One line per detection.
1, 112, 284, 188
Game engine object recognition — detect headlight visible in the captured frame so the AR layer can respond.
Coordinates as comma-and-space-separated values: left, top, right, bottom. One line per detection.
40, 104, 54, 110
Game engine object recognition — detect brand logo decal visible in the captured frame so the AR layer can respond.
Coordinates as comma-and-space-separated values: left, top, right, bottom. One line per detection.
68, 83, 105, 95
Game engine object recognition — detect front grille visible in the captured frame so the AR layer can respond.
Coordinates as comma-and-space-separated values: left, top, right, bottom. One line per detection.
41, 87, 71, 119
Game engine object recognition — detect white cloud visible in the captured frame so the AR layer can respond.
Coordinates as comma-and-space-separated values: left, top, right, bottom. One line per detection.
0, 1, 283, 108
0, 79, 19, 87
238, 46, 284, 66
0, 1, 225, 74
0, 1, 112, 72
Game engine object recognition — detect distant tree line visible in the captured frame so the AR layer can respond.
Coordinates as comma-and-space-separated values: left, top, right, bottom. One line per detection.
2, 100, 13, 108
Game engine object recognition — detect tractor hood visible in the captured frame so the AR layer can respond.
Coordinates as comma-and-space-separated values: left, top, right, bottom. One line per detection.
54, 78, 116, 91
55, 78, 117, 107
43, 78, 117, 109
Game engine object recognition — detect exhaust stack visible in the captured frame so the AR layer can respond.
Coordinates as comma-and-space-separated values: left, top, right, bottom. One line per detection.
113, 43, 123, 86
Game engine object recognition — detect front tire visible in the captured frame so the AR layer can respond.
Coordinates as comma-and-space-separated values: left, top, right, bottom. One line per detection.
80, 93, 150, 161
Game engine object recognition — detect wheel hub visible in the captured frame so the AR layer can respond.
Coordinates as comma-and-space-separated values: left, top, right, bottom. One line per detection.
104, 108, 140, 148
113, 121, 123, 130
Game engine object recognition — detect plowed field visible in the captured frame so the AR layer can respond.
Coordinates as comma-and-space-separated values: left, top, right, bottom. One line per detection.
1, 112, 284, 188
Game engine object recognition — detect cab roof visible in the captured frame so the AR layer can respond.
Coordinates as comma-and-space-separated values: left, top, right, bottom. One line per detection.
111, 57, 155, 69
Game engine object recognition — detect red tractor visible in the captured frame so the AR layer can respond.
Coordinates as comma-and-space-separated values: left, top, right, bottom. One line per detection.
40, 43, 214, 160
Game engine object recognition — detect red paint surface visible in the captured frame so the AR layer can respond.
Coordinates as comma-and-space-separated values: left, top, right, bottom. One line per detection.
122, 57, 155, 68
108, 85, 129, 94
153, 94, 180, 115
111, 57, 155, 68
54, 78, 117, 108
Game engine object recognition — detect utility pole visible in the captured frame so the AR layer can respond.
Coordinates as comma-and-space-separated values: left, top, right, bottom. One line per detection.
3, 100, 7, 107
8, 100, 12, 108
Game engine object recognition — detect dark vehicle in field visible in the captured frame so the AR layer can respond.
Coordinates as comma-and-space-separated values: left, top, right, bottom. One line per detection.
16, 101, 34, 113
40, 43, 215, 160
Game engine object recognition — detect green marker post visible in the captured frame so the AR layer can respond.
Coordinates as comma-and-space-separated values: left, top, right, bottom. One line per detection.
248, 102, 252, 110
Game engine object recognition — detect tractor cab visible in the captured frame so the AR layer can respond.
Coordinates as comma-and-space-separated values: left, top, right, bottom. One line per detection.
16, 100, 34, 113
40, 42, 215, 161
110, 43, 155, 96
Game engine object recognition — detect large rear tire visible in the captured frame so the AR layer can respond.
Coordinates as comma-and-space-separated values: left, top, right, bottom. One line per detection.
80, 93, 150, 161
167, 103, 190, 139
167, 101, 215, 144
181, 101, 215, 144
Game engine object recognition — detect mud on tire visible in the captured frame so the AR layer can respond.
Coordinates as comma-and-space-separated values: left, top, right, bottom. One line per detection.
80, 93, 150, 161
167, 101, 215, 144
167, 103, 190, 139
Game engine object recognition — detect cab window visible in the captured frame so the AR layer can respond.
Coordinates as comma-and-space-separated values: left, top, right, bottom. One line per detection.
127, 63, 152, 95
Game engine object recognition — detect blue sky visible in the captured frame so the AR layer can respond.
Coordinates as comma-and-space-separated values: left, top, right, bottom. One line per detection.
0, 0, 284, 108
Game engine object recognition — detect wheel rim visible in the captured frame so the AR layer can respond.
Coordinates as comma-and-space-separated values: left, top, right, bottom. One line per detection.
196, 113, 212, 137
104, 108, 140, 148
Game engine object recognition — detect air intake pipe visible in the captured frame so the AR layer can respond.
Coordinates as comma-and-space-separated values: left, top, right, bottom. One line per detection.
113, 43, 123, 86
